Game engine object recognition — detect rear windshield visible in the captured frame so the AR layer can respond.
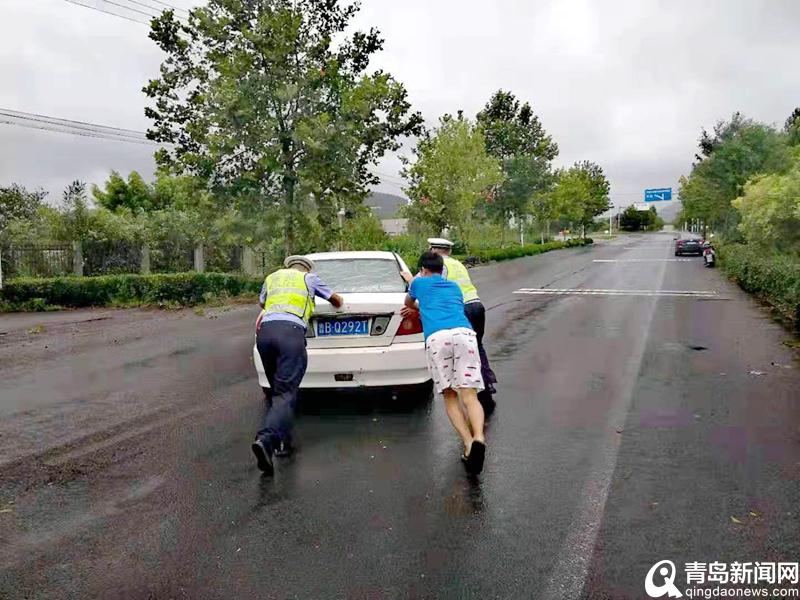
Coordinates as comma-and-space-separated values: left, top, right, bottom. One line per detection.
313, 258, 406, 294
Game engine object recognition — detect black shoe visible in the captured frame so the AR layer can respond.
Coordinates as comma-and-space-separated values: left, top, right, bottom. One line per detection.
251, 439, 274, 475
274, 439, 293, 458
465, 441, 486, 475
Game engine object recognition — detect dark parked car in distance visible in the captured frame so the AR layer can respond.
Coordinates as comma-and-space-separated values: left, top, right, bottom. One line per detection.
675, 238, 703, 256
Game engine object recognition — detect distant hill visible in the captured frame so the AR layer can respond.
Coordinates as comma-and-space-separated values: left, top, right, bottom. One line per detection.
655, 201, 681, 223
366, 192, 408, 219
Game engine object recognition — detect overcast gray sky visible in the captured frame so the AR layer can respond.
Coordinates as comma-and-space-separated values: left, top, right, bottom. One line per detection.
1, 0, 799, 212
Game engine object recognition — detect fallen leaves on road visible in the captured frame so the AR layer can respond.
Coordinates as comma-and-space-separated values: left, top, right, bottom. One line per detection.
748, 371, 766, 376
27, 324, 45, 335
730, 516, 743, 524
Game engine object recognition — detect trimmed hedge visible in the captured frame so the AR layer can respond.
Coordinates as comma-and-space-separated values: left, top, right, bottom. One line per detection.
1, 272, 262, 310
398, 237, 593, 270
718, 243, 800, 326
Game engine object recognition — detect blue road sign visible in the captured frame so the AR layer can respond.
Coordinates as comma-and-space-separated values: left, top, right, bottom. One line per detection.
645, 188, 672, 202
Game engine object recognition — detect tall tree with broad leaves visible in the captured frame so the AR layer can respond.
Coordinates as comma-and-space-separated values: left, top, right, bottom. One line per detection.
402, 114, 503, 240
551, 161, 611, 238
495, 154, 554, 243
476, 90, 558, 239
477, 90, 558, 160
144, 0, 422, 254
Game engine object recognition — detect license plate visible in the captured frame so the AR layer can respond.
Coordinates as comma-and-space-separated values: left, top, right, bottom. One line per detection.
317, 318, 370, 336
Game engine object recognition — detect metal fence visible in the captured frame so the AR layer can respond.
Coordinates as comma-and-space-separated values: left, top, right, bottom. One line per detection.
83, 240, 142, 276
1, 242, 251, 280
0, 243, 73, 279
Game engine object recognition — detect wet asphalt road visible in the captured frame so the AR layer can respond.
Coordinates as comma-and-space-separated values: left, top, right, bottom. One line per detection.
1, 233, 798, 600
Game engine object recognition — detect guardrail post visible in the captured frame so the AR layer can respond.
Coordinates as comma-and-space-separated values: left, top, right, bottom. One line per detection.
140, 244, 151, 275
72, 241, 83, 276
193, 245, 205, 273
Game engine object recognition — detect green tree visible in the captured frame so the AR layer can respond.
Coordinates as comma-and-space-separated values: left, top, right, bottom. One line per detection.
494, 154, 554, 243
551, 161, 611, 237
680, 116, 791, 233
402, 115, 503, 239
341, 210, 387, 250
732, 156, 800, 254
477, 90, 558, 161
476, 90, 559, 239
92, 171, 157, 213
619, 205, 644, 231
57, 180, 92, 241
145, 0, 422, 254
696, 111, 748, 161
785, 107, 800, 146
0, 184, 47, 231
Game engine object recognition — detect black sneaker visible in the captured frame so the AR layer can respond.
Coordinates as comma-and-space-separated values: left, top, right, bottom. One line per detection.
251, 439, 274, 475
274, 439, 294, 458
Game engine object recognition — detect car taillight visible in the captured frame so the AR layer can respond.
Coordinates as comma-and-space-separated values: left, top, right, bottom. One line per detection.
397, 313, 423, 336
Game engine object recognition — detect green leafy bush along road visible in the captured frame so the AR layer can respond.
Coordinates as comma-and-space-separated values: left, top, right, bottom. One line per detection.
0, 272, 262, 311
1, 239, 593, 312
719, 244, 800, 327
391, 238, 593, 271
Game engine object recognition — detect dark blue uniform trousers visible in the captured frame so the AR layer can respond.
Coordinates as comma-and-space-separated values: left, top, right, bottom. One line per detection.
255, 320, 308, 449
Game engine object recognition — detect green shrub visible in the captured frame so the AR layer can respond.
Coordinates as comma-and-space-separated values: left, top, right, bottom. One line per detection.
394, 237, 593, 270
1, 272, 261, 310
718, 243, 800, 325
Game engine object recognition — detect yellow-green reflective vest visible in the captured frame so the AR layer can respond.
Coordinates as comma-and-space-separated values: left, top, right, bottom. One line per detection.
262, 268, 314, 323
443, 256, 479, 303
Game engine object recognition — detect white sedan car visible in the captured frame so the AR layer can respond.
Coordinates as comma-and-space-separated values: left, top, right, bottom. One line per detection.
253, 251, 431, 392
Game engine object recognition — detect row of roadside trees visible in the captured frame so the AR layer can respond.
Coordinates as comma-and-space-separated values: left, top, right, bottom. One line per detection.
1, 0, 611, 277
678, 108, 800, 251
677, 108, 800, 324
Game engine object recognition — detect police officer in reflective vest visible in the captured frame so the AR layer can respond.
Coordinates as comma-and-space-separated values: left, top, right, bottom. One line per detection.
428, 238, 498, 410
252, 255, 343, 475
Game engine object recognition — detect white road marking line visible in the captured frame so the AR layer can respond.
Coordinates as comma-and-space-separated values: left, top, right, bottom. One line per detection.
513, 288, 719, 298
622, 246, 671, 249
593, 258, 693, 263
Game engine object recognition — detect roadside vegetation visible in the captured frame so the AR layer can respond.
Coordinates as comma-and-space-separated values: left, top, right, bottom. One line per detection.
0, 0, 610, 311
677, 109, 800, 326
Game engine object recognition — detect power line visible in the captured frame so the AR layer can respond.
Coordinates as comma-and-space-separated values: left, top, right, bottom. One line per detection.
0, 108, 167, 146
64, 0, 151, 25
0, 109, 151, 141
0, 119, 160, 146
121, 0, 189, 16
63, 0, 188, 26
144, 0, 191, 14
97, 0, 160, 19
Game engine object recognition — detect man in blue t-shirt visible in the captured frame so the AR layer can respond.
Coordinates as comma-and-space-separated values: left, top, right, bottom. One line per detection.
403, 251, 487, 474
